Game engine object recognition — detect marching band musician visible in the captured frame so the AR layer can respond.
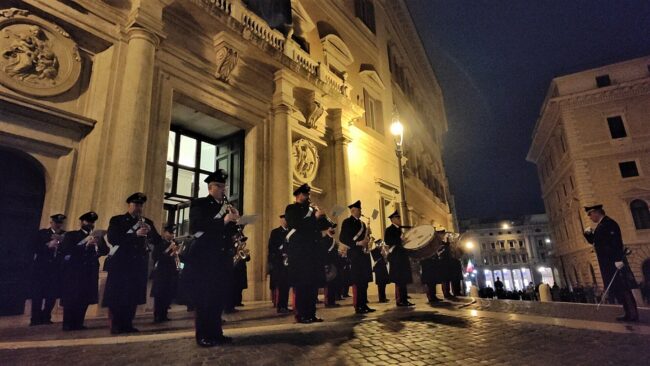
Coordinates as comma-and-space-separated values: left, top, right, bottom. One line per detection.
103, 192, 162, 334
226, 234, 250, 313
267, 214, 291, 314
318, 216, 340, 308
150, 224, 180, 323
185, 169, 239, 347
384, 210, 414, 307
285, 183, 323, 324
370, 245, 390, 303
339, 201, 375, 314
30, 213, 66, 326
59, 212, 108, 330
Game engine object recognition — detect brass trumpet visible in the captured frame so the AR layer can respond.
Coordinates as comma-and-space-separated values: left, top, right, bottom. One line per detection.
223, 194, 248, 265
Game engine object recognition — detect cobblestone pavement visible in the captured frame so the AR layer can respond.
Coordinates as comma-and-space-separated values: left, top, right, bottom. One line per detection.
1, 295, 649, 366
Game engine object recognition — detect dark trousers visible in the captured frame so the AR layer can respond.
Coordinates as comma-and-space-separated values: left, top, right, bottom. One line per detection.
377, 283, 387, 301
615, 288, 639, 319
353, 283, 368, 309
154, 296, 172, 321
325, 282, 338, 305
62, 304, 88, 330
110, 305, 137, 331
226, 287, 243, 311
194, 300, 224, 341
294, 285, 317, 320
426, 283, 440, 302
275, 282, 290, 309
31, 296, 56, 323
395, 283, 408, 304
452, 280, 462, 296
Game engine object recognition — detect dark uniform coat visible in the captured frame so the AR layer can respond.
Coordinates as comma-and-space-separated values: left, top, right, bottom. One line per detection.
284, 202, 321, 287
320, 235, 338, 287
384, 224, 412, 285
184, 195, 237, 305
31, 228, 64, 299
233, 254, 250, 291
59, 229, 108, 307
103, 213, 161, 307
584, 216, 634, 292
150, 239, 179, 299
339, 216, 373, 284
370, 247, 390, 285
268, 226, 289, 290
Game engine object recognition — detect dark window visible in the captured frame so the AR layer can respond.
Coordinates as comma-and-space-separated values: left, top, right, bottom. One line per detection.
489, 232, 493, 236
521, 254, 528, 263
518, 240, 524, 248
607, 116, 627, 139
630, 199, 650, 229
481, 243, 487, 250
499, 241, 505, 249
511, 254, 518, 263
538, 240, 544, 247
363, 89, 383, 133
354, 0, 376, 33
490, 242, 496, 249
596, 74, 611, 87
619, 161, 639, 178
540, 252, 546, 261
509, 241, 514, 248
501, 255, 508, 264
535, 228, 541, 232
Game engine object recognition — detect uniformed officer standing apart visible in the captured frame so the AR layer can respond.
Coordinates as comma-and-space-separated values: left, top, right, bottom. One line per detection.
60, 211, 108, 330
103, 192, 161, 334
583, 204, 639, 322
30, 214, 66, 326
268, 214, 291, 313
150, 224, 180, 323
384, 210, 414, 307
285, 183, 323, 324
340, 200, 375, 314
318, 215, 340, 308
186, 169, 239, 347
370, 244, 390, 303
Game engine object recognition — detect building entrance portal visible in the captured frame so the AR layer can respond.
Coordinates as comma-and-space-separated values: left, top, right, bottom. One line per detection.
163, 101, 245, 236
0, 148, 45, 315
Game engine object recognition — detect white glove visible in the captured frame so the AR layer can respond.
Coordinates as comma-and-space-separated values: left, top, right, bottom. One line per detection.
584, 228, 594, 235
615, 261, 624, 270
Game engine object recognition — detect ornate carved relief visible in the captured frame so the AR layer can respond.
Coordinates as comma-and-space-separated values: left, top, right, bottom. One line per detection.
214, 46, 238, 83
292, 138, 320, 183
0, 8, 81, 97
305, 100, 324, 129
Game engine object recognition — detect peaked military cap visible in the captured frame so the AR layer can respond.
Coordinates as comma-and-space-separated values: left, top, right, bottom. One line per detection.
204, 169, 228, 184
388, 210, 401, 219
348, 200, 361, 209
126, 192, 147, 204
293, 183, 311, 196
163, 223, 176, 233
584, 204, 603, 213
79, 211, 98, 222
50, 214, 66, 223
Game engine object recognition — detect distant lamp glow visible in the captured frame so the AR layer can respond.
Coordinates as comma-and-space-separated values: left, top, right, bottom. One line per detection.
502, 223, 510, 230
464, 241, 475, 250
545, 238, 551, 244
390, 120, 404, 146
537, 266, 546, 273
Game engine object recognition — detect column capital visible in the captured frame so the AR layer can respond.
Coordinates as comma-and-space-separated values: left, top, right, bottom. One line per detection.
125, 27, 161, 48
125, 0, 168, 43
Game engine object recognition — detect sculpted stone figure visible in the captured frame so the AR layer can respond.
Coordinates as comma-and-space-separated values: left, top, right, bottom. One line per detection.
2, 25, 58, 81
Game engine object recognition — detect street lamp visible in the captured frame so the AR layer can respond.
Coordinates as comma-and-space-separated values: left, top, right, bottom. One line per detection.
390, 116, 409, 226
464, 241, 475, 250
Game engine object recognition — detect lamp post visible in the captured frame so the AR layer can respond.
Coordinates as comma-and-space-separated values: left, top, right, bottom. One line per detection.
390, 118, 409, 226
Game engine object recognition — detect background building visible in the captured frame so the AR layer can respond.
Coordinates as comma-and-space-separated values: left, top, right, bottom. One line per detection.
460, 215, 555, 291
527, 56, 650, 295
0, 0, 455, 316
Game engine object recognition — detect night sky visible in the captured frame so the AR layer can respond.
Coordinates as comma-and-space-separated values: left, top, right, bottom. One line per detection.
405, 0, 650, 220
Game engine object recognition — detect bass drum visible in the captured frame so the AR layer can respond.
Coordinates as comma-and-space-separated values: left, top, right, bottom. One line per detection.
402, 225, 441, 260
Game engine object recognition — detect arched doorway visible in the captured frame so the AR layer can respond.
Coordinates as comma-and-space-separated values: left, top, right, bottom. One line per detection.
0, 148, 45, 315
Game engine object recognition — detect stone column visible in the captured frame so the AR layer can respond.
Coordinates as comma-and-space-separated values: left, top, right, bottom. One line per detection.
105, 27, 159, 212
330, 109, 352, 210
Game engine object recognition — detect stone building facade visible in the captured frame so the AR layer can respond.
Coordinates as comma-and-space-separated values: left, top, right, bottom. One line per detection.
0, 0, 454, 315
460, 215, 555, 291
527, 56, 650, 293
